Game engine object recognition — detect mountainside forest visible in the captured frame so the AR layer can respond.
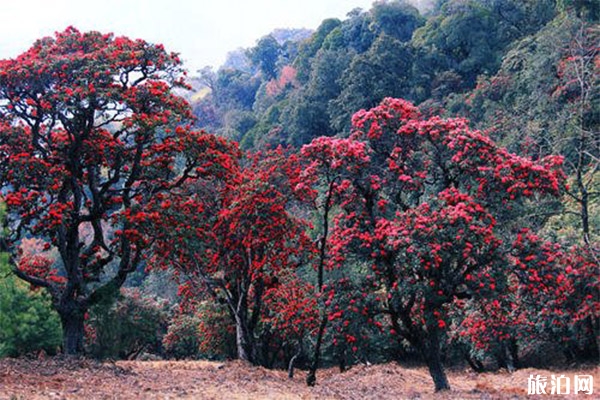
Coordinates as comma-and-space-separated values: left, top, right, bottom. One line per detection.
0, 0, 598, 396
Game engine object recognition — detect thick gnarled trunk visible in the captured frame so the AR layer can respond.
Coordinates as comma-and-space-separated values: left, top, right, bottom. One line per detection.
60, 306, 86, 355
423, 333, 450, 392
415, 324, 450, 392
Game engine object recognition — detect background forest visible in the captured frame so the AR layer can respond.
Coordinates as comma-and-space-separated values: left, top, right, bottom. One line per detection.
0, 0, 598, 393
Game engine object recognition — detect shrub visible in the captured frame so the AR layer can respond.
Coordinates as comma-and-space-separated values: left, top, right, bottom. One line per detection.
86, 289, 169, 359
196, 302, 236, 360
163, 302, 235, 360
0, 256, 62, 357
163, 313, 202, 359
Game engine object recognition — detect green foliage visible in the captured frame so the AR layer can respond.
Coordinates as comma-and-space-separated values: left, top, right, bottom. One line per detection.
295, 18, 342, 83
370, 0, 425, 41
196, 302, 236, 360
0, 203, 61, 358
215, 68, 261, 110
284, 48, 354, 145
163, 302, 235, 360
449, 13, 599, 244
191, 0, 575, 152
330, 34, 414, 133
339, 8, 376, 53
221, 110, 257, 143
558, 0, 600, 21
412, 0, 557, 99
247, 35, 282, 80
0, 257, 62, 357
163, 313, 202, 360
242, 99, 289, 149
86, 289, 168, 359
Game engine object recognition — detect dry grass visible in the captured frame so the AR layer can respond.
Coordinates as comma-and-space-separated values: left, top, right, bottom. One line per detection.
0, 357, 597, 399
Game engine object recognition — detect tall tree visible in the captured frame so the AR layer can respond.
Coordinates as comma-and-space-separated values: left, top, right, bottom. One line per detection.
330, 34, 414, 133
284, 48, 354, 146
308, 98, 565, 391
0, 27, 234, 354
247, 35, 282, 80
370, 0, 425, 42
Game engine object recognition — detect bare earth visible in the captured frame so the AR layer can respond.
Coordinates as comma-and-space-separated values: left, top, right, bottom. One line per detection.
0, 358, 597, 399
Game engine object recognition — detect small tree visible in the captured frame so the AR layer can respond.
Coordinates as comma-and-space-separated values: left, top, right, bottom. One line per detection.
0, 27, 235, 354
146, 148, 312, 363
296, 136, 371, 385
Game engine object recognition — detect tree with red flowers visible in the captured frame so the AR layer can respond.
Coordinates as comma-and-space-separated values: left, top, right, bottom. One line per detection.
511, 230, 599, 361
296, 136, 371, 385
145, 148, 313, 363
0, 27, 236, 354
453, 232, 599, 370
261, 274, 319, 374
307, 98, 565, 391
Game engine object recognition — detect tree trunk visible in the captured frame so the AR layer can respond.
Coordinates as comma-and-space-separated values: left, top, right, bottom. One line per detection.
421, 329, 450, 392
306, 315, 327, 386
582, 316, 600, 362
235, 314, 252, 363
60, 310, 85, 355
338, 342, 347, 372
426, 348, 450, 391
593, 317, 600, 363
288, 351, 300, 379
502, 342, 516, 373
464, 351, 485, 373
507, 339, 520, 371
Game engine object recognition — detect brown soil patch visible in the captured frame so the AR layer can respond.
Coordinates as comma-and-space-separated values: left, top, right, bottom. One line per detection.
0, 357, 597, 399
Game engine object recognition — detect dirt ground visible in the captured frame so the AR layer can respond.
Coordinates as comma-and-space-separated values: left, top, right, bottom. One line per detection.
0, 357, 597, 399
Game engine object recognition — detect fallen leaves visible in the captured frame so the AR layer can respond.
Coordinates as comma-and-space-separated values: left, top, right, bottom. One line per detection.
0, 357, 597, 399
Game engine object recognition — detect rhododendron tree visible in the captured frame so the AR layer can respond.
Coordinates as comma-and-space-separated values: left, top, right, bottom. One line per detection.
261, 274, 318, 373
449, 282, 527, 372
145, 148, 313, 363
296, 136, 371, 385
0, 27, 235, 354
453, 233, 599, 369
306, 98, 566, 391
511, 230, 599, 361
